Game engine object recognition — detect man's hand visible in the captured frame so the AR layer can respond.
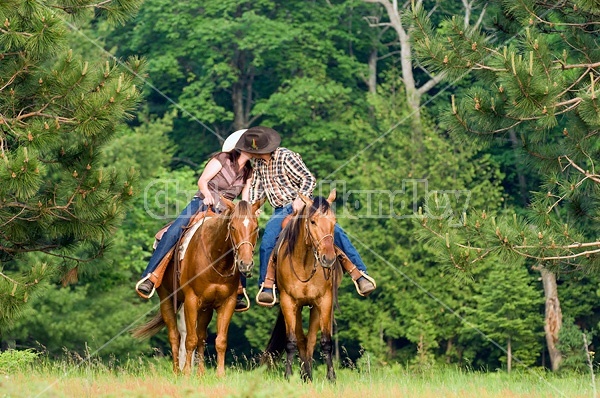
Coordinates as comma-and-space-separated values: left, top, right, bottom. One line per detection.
292, 197, 304, 213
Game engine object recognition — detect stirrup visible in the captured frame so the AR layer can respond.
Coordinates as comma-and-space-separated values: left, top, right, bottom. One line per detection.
235, 288, 251, 313
353, 272, 376, 297
135, 275, 156, 299
255, 283, 278, 307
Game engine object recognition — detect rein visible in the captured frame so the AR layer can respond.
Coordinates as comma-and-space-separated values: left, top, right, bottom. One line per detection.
304, 219, 334, 267
198, 213, 256, 279
287, 210, 335, 284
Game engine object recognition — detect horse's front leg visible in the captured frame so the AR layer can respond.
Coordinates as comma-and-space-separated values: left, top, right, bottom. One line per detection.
319, 296, 336, 382
183, 293, 199, 376
214, 295, 237, 377
280, 293, 299, 380
303, 305, 321, 382
195, 308, 213, 376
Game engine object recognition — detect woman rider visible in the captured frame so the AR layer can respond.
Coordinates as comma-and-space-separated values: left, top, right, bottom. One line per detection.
135, 130, 252, 309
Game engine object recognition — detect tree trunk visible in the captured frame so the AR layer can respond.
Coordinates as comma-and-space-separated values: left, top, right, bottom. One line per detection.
368, 48, 378, 94
445, 339, 454, 364
508, 129, 529, 206
507, 336, 512, 373
541, 267, 563, 371
398, 26, 422, 131
232, 81, 245, 131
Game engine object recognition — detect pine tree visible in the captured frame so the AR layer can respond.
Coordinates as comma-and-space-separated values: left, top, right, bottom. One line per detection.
411, 1, 600, 272
465, 263, 543, 371
0, 0, 142, 328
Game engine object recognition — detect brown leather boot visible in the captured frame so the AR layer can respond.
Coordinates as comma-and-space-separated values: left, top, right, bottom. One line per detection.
336, 249, 376, 297
135, 247, 175, 299
256, 256, 278, 307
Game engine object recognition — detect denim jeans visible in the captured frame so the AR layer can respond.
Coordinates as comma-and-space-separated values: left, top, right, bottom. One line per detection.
258, 204, 367, 287
141, 197, 207, 278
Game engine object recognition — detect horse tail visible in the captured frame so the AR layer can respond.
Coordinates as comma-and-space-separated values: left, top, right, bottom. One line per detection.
131, 312, 165, 339
261, 309, 287, 367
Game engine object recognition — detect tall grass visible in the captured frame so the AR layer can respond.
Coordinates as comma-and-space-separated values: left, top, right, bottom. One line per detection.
1, 351, 596, 398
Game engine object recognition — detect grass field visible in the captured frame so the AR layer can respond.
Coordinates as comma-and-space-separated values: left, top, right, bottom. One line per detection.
1, 357, 596, 398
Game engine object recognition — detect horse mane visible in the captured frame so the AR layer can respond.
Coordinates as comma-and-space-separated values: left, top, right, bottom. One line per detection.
282, 197, 331, 258
231, 200, 253, 218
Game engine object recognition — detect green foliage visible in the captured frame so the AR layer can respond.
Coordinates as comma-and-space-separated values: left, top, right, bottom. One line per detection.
556, 318, 592, 373
105, 0, 371, 167
411, 0, 600, 272
0, 349, 38, 374
331, 72, 506, 366
4, 0, 597, 373
0, 0, 143, 327
465, 263, 543, 369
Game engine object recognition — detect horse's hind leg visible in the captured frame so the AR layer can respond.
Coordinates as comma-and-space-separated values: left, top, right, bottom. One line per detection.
182, 294, 199, 375
195, 308, 213, 376
158, 290, 180, 374
319, 299, 336, 382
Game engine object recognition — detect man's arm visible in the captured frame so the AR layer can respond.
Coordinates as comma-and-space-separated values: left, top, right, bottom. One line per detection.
284, 151, 316, 197
249, 168, 265, 204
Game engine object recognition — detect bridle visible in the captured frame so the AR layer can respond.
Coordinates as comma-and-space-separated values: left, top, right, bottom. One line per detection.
304, 212, 335, 268
288, 210, 336, 283
227, 221, 258, 269
201, 212, 258, 278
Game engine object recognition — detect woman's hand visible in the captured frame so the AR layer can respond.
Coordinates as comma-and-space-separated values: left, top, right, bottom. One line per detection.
203, 195, 215, 207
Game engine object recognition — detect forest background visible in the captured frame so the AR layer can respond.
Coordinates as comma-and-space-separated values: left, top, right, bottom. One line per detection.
1, 0, 599, 375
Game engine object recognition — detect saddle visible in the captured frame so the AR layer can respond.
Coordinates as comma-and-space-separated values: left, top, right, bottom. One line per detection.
148, 209, 215, 289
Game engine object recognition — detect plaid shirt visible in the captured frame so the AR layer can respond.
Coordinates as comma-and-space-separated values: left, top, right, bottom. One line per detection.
250, 148, 316, 208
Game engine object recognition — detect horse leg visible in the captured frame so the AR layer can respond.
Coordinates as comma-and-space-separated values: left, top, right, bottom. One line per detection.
295, 309, 310, 382
182, 294, 199, 375
158, 292, 180, 374
303, 306, 321, 382
214, 296, 237, 377
177, 306, 188, 371
195, 308, 213, 376
280, 293, 298, 380
319, 297, 336, 382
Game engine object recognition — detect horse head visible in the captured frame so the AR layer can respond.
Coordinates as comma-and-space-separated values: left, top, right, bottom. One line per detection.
298, 189, 337, 268
221, 197, 264, 278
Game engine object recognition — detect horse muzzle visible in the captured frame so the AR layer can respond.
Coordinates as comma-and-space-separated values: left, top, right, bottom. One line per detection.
320, 255, 336, 269
237, 260, 254, 278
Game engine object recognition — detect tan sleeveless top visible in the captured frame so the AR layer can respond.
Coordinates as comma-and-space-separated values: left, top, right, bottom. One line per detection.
195, 152, 248, 202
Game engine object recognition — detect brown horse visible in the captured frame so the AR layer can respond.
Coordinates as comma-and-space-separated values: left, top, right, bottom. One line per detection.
133, 198, 262, 376
263, 190, 341, 382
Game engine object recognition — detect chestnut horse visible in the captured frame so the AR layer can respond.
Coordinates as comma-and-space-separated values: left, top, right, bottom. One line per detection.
133, 198, 261, 376
263, 190, 342, 382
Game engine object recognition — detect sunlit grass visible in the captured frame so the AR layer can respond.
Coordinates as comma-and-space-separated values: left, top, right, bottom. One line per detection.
1, 354, 596, 398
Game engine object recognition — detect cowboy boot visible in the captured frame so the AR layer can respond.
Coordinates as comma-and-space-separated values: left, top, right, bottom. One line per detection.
337, 249, 376, 297
136, 246, 175, 299
256, 256, 278, 307
235, 280, 250, 313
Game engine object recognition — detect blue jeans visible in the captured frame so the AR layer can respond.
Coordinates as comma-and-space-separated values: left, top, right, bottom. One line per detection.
141, 197, 206, 278
258, 204, 367, 287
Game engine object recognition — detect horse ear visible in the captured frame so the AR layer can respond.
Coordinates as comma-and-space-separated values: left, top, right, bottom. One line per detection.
219, 196, 235, 211
298, 192, 312, 206
251, 197, 266, 215
326, 189, 336, 204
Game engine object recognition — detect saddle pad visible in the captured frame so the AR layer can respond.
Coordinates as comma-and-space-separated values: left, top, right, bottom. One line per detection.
178, 217, 212, 262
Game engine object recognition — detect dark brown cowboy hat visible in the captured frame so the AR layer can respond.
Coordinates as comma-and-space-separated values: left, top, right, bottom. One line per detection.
235, 126, 281, 154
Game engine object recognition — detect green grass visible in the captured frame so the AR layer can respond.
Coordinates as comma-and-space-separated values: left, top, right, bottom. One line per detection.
0, 356, 596, 398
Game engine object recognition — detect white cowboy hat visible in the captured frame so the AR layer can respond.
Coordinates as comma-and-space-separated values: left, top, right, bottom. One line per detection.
222, 129, 247, 152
